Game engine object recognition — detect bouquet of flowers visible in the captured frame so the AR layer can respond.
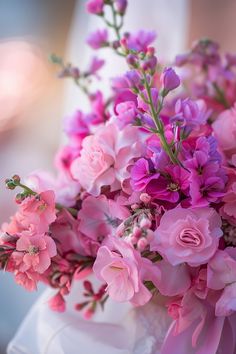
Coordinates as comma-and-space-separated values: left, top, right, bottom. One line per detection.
2, 1, 236, 353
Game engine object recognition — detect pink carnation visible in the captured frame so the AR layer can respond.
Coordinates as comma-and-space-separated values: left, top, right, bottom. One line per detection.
93, 236, 160, 305
71, 123, 143, 196
151, 207, 222, 266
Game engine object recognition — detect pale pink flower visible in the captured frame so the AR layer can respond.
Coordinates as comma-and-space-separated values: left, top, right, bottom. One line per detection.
207, 247, 236, 290
212, 104, 236, 158
154, 260, 191, 296
13, 234, 57, 274
71, 123, 143, 196
151, 207, 222, 266
78, 195, 130, 241
93, 236, 159, 305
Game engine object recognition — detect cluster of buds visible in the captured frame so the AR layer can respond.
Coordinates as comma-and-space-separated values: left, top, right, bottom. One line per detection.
125, 45, 157, 75
117, 208, 154, 252
5, 175, 37, 204
75, 281, 107, 319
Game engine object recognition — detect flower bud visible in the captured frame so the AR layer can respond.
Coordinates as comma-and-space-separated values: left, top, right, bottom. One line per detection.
161, 67, 180, 94
114, 0, 128, 15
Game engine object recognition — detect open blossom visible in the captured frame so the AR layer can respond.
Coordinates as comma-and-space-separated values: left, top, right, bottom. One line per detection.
126, 30, 156, 52
12, 234, 57, 274
2, 190, 56, 236
151, 207, 222, 266
71, 123, 143, 196
87, 29, 108, 50
93, 236, 160, 305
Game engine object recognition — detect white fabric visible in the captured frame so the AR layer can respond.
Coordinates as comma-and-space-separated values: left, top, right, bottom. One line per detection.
8, 1, 188, 353
8, 278, 171, 354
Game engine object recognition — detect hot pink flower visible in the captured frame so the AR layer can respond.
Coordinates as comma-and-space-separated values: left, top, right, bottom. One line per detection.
93, 236, 160, 305
13, 234, 57, 274
71, 123, 143, 196
151, 207, 222, 266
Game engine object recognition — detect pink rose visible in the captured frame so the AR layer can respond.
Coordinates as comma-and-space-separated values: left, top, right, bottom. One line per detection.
93, 236, 160, 305
151, 207, 222, 266
212, 104, 236, 158
71, 123, 143, 196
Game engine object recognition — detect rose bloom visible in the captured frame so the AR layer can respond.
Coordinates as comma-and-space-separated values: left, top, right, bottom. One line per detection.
212, 104, 236, 159
71, 123, 143, 196
93, 236, 159, 305
151, 207, 222, 266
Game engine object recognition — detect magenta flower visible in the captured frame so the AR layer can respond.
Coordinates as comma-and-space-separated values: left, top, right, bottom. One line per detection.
86, 0, 104, 15
130, 158, 159, 191
87, 29, 108, 50
13, 234, 57, 274
146, 165, 190, 203
151, 206, 222, 266
126, 30, 156, 52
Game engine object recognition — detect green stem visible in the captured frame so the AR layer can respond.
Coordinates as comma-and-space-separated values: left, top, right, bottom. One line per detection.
142, 74, 180, 165
110, 3, 121, 41
17, 182, 37, 196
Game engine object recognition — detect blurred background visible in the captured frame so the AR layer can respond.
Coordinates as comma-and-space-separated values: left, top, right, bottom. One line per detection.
1, 0, 236, 353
